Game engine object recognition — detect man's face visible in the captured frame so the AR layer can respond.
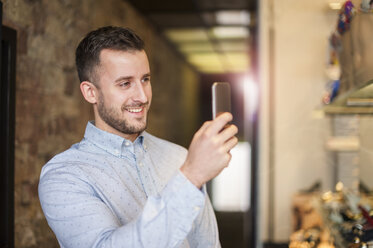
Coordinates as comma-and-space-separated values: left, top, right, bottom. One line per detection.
94, 49, 152, 136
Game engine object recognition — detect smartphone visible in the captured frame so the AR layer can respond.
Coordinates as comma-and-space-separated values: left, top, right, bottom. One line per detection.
212, 82, 231, 119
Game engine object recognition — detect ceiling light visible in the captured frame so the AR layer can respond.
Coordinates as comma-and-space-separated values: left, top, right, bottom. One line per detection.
328, 0, 344, 10
211, 27, 249, 39
218, 40, 249, 52
219, 54, 249, 72
197, 66, 226, 74
329, 2, 342, 9
224, 53, 249, 68
187, 53, 225, 73
178, 42, 214, 53
187, 53, 222, 67
215, 10, 251, 25
164, 29, 209, 42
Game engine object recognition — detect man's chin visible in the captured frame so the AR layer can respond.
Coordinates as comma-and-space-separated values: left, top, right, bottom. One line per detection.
122, 122, 147, 135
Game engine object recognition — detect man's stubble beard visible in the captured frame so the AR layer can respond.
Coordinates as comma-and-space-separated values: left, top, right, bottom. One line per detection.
97, 93, 149, 135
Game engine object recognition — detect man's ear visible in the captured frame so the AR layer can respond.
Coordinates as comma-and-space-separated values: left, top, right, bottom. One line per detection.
80, 81, 98, 104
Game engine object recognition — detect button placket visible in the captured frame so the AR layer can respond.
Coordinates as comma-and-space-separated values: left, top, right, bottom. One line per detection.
134, 143, 150, 196
142, 153, 160, 195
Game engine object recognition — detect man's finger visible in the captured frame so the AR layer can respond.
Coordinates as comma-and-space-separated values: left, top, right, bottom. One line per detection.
218, 124, 238, 143
207, 112, 233, 135
195, 120, 212, 136
223, 136, 238, 153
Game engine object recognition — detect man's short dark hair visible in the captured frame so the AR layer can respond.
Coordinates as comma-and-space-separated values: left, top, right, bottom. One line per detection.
75, 26, 145, 84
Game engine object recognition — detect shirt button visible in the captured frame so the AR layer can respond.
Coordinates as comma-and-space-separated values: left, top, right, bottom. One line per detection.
138, 162, 143, 167
125, 141, 131, 146
194, 206, 200, 211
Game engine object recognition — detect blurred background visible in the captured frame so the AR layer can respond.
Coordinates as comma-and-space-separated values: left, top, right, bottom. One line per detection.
1, 0, 373, 247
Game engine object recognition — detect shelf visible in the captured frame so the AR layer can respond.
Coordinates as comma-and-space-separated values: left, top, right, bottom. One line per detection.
323, 79, 373, 115
325, 136, 360, 151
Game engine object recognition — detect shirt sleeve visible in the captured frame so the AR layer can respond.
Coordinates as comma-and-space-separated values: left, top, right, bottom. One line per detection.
187, 186, 221, 248
38, 166, 209, 248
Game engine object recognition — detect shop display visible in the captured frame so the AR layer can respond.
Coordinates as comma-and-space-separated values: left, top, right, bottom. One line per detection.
289, 184, 373, 248
291, 0, 373, 247
337, 0, 356, 35
321, 185, 373, 248
323, 0, 373, 104
360, 0, 373, 12
323, 0, 354, 105
289, 192, 334, 248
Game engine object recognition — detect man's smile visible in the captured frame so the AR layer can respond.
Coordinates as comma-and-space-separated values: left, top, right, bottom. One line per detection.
126, 106, 144, 113
123, 102, 148, 114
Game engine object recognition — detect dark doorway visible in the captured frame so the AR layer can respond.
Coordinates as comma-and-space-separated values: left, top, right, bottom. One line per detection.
0, 2, 17, 247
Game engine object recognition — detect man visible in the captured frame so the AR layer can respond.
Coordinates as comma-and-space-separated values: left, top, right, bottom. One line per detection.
39, 26, 238, 248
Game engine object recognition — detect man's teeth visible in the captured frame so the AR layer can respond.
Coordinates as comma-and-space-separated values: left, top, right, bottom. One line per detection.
127, 107, 143, 113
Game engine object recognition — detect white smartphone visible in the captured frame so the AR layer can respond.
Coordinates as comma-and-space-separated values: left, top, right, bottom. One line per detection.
212, 82, 231, 119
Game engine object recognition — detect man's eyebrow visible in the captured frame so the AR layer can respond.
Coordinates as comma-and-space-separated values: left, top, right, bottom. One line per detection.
115, 76, 133, 83
114, 73, 150, 83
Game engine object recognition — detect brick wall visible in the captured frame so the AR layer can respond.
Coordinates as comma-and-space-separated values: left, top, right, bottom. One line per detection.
2, 0, 200, 246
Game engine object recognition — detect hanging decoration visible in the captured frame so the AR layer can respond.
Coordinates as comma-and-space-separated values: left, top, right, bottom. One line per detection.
337, 0, 357, 35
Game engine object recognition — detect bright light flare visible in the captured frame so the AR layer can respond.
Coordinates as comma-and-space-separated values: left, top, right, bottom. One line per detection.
243, 76, 259, 117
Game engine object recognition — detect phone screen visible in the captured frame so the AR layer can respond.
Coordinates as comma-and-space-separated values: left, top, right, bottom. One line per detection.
212, 82, 231, 119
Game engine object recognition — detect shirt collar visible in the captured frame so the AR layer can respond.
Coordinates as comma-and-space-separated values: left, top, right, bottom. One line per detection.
84, 121, 147, 157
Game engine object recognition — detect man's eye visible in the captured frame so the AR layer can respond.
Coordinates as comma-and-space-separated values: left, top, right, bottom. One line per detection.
142, 77, 150, 83
120, 82, 131, 87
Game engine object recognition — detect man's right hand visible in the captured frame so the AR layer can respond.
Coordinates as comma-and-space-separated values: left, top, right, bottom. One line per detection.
180, 112, 238, 189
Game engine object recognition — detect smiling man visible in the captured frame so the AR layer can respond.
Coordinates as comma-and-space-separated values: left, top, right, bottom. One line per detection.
38, 26, 238, 248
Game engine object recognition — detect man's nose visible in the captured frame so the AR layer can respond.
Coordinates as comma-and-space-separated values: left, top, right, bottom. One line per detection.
132, 82, 147, 103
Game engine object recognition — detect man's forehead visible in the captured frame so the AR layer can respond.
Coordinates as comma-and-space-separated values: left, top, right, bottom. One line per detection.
96, 49, 149, 77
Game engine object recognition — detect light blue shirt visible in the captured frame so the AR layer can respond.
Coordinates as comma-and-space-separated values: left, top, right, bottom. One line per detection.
38, 121, 220, 248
